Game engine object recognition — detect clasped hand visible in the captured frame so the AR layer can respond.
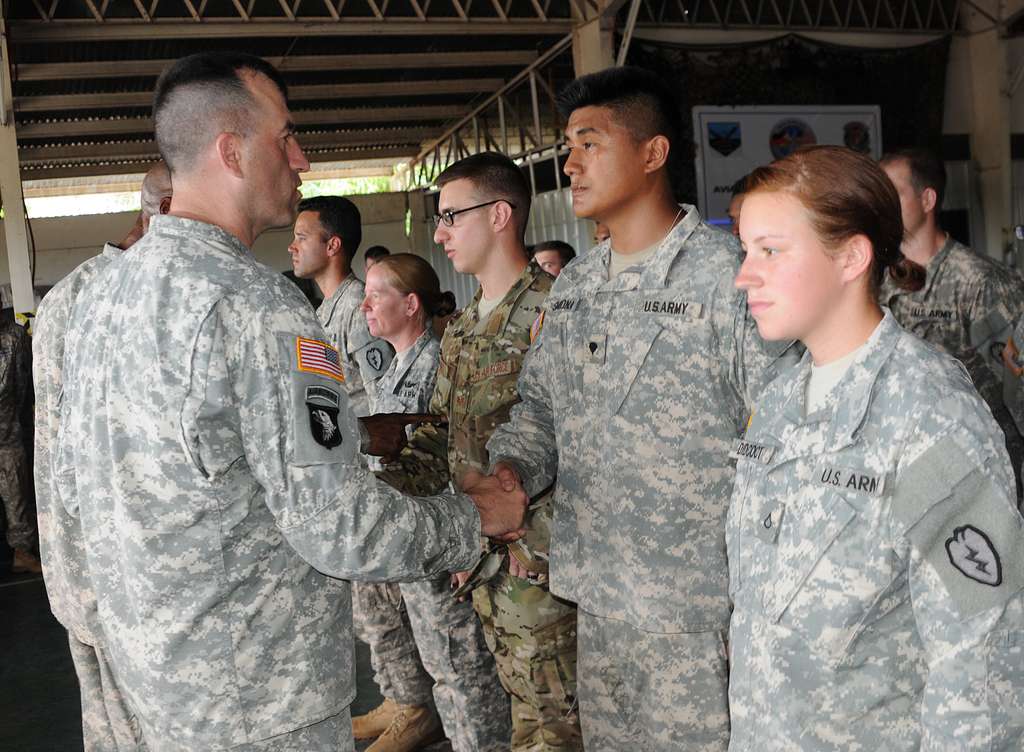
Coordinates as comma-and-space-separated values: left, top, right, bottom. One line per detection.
461, 462, 527, 542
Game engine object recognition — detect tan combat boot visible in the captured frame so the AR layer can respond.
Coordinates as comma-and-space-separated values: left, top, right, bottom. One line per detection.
352, 698, 402, 740
11, 548, 42, 574
365, 704, 444, 752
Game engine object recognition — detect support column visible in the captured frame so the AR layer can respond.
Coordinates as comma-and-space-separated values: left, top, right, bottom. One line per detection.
962, 1, 1012, 260
0, 16, 33, 315
572, 15, 615, 76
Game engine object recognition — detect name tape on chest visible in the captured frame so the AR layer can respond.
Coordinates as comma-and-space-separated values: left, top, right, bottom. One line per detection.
730, 439, 775, 465
635, 299, 704, 319
296, 336, 345, 383
817, 465, 886, 496
549, 298, 580, 313
470, 358, 516, 383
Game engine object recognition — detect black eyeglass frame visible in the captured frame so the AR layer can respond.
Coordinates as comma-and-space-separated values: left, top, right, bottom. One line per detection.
432, 199, 517, 228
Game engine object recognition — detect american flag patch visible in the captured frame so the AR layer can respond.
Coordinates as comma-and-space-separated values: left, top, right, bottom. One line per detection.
296, 336, 345, 382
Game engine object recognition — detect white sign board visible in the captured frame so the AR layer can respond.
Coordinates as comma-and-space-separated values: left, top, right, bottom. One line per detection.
692, 105, 882, 229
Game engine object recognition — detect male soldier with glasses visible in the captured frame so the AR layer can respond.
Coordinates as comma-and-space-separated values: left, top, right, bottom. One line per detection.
381, 152, 583, 751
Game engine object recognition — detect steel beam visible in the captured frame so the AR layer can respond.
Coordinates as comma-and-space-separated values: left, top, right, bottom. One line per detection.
14, 50, 538, 81
14, 78, 506, 113
9, 19, 575, 42
18, 104, 464, 139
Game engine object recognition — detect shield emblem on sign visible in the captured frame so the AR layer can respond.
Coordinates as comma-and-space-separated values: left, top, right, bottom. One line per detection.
306, 385, 343, 449
367, 347, 384, 373
708, 122, 741, 157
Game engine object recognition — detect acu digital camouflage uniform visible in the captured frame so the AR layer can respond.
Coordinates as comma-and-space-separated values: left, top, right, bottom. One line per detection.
317, 274, 393, 416
487, 206, 793, 751
728, 310, 1024, 751
881, 236, 1024, 496
56, 215, 481, 751
382, 260, 580, 751
34, 242, 142, 751
358, 328, 511, 752
0, 313, 33, 552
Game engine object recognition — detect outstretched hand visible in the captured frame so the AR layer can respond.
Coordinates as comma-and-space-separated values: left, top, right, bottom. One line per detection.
358, 413, 447, 463
462, 467, 527, 541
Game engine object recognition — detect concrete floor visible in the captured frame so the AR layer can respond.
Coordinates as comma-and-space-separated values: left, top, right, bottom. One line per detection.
0, 552, 451, 752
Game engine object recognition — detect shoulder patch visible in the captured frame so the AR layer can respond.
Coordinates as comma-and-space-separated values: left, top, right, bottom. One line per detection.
946, 524, 1002, 586
296, 336, 345, 382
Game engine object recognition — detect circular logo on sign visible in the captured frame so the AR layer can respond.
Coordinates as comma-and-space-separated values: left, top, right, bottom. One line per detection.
769, 119, 817, 159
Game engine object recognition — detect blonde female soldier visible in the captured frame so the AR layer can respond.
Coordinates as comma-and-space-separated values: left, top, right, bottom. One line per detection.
729, 145, 1024, 750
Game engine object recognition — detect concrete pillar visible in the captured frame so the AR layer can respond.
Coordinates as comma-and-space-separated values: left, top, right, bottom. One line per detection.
949, 0, 1011, 260
0, 18, 34, 314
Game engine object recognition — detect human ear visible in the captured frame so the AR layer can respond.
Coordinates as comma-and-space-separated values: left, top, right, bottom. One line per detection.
215, 132, 244, 178
643, 135, 671, 174
839, 235, 873, 284
492, 200, 513, 233
920, 187, 938, 214
325, 235, 343, 258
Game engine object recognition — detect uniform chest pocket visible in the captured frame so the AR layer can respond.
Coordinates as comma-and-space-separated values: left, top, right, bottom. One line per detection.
769, 491, 905, 666
606, 321, 664, 416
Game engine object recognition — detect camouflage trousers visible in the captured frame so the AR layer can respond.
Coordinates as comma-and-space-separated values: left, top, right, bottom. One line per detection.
473, 571, 581, 751
67, 633, 141, 752
353, 577, 512, 752
352, 581, 434, 706
576, 610, 730, 751
0, 445, 33, 550
134, 710, 354, 752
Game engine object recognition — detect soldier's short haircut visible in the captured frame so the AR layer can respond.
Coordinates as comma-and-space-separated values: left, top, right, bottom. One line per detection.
153, 52, 288, 175
364, 245, 391, 262
435, 152, 531, 241
881, 147, 947, 211
556, 66, 683, 196
532, 240, 576, 264
298, 196, 362, 262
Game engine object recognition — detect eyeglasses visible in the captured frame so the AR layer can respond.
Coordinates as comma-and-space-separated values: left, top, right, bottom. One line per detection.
432, 199, 516, 228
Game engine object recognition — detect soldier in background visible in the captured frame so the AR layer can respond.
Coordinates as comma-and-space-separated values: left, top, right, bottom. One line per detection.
364, 245, 391, 271
0, 303, 36, 574
55, 52, 525, 751
289, 196, 393, 416
34, 160, 172, 750
880, 148, 1024, 498
485, 67, 792, 750
352, 253, 510, 752
380, 152, 581, 751
531, 240, 576, 278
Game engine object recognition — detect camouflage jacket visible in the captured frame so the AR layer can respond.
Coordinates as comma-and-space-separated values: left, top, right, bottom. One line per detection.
317, 274, 394, 417
881, 237, 1024, 479
487, 206, 794, 633
383, 260, 551, 497
33, 243, 120, 646
0, 314, 32, 448
55, 216, 480, 750
366, 328, 440, 472
728, 311, 1024, 750
368, 328, 440, 416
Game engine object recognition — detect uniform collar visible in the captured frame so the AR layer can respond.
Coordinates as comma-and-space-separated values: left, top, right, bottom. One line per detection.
319, 273, 362, 323
147, 214, 251, 258
917, 234, 957, 298
455, 260, 545, 338
393, 328, 436, 381
772, 310, 901, 451
594, 204, 703, 292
